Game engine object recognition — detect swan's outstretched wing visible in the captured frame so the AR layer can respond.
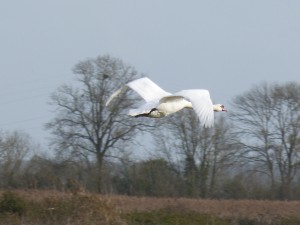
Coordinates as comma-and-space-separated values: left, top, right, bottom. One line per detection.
105, 87, 124, 106
127, 77, 171, 102
175, 89, 214, 128
106, 77, 170, 106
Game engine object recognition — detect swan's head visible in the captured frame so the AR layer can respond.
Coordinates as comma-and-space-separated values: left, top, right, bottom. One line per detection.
213, 104, 227, 112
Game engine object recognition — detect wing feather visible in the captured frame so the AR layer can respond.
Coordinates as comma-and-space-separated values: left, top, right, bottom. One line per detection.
175, 89, 214, 128
106, 77, 170, 106
127, 77, 171, 102
105, 87, 126, 106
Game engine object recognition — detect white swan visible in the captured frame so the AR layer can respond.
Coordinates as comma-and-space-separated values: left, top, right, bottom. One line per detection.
106, 77, 226, 127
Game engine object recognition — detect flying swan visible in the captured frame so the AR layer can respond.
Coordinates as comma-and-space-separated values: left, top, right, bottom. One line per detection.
105, 77, 227, 128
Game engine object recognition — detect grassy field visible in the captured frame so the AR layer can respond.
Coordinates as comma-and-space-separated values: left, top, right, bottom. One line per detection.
0, 190, 300, 225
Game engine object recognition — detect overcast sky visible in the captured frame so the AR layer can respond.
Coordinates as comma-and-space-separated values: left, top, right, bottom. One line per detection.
1, 1, 300, 147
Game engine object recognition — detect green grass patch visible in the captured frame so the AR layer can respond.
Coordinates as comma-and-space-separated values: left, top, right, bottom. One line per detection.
123, 210, 300, 225
124, 210, 230, 225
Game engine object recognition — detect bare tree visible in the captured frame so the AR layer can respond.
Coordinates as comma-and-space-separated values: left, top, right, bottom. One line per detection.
155, 111, 238, 198
124, 158, 183, 197
231, 82, 300, 199
0, 130, 33, 188
46, 55, 145, 192
272, 83, 300, 198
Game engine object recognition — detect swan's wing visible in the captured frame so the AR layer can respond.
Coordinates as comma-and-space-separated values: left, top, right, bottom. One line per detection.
127, 77, 171, 102
105, 87, 124, 106
175, 89, 214, 128
105, 77, 170, 106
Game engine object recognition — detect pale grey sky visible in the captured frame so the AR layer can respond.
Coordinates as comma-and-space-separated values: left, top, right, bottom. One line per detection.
1, 1, 300, 145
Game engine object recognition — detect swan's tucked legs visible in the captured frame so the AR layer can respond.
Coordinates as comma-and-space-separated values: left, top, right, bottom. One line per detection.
134, 108, 158, 118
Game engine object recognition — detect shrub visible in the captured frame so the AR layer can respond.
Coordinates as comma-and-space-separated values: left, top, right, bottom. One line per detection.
26, 194, 126, 225
0, 192, 26, 216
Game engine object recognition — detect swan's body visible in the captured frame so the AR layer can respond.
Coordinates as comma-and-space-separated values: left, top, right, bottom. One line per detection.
106, 77, 226, 127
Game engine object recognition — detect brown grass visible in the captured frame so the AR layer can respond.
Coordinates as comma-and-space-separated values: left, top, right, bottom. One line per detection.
1, 189, 300, 224
105, 195, 300, 221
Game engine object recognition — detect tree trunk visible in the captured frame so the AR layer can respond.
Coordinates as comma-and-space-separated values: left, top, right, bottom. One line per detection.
96, 153, 104, 193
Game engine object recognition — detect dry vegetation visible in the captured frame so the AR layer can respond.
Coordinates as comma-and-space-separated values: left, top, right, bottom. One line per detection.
108, 195, 300, 218
107, 195, 300, 224
0, 190, 300, 225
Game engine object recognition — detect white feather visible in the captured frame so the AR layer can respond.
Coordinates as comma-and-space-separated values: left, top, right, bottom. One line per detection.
175, 90, 214, 128
105, 87, 124, 106
127, 77, 171, 102
105, 77, 170, 106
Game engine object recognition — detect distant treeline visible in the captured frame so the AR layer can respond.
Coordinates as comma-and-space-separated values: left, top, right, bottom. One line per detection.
1, 55, 300, 201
